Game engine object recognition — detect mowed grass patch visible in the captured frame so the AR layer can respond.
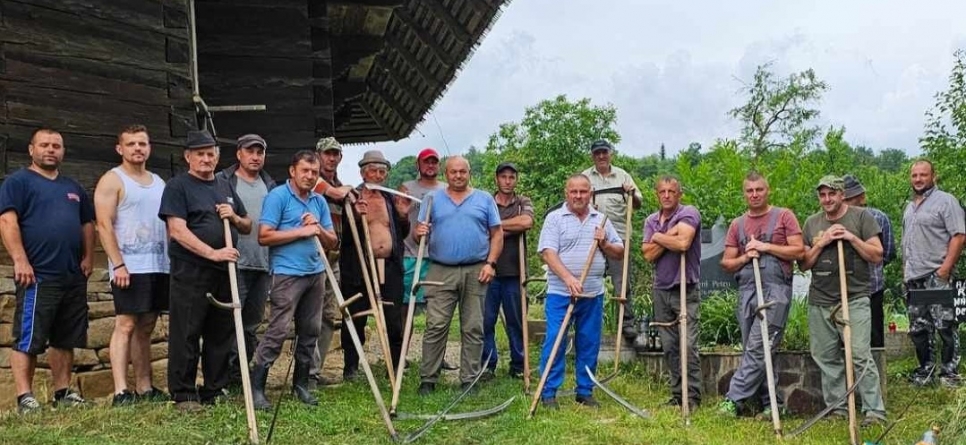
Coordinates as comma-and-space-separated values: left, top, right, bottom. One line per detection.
0, 354, 959, 445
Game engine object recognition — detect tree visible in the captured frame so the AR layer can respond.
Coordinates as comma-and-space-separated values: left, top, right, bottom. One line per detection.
730, 64, 829, 158
922, 49, 966, 198
386, 155, 417, 189
875, 148, 909, 173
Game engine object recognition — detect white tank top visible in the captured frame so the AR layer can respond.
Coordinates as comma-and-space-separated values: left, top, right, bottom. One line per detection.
109, 167, 170, 277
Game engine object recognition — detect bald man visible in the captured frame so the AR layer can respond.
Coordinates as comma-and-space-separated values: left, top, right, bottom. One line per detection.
413, 156, 503, 395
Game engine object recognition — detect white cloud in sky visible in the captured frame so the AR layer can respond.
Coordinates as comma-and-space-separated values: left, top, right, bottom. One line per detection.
338, 0, 966, 184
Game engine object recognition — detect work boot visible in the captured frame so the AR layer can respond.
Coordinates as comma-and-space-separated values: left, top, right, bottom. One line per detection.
250, 363, 272, 411
575, 395, 600, 408
292, 362, 319, 406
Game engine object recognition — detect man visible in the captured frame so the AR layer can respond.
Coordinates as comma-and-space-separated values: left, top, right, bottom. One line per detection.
340, 150, 410, 380
215, 134, 276, 387
482, 162, 534, 379
400, 148, 446, 307
582, 139, 642, 342
0, 128, 95, 414
901, 160, 966, 386
414, 156, 503, 394
642, 175, 702, 408
159, 130, 252, 412
95, 125, 170, 406
537, 174, 623, 409
310, 137, 354, 386
250, 150, 337, 410
718, 172, 804, 417
801, 175, 886, 426
843, 174, 896, 349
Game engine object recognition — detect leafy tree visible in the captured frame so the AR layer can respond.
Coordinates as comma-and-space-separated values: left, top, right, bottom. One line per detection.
922, 49, 966, 198
386, 155, 418, 189
875, 148, 909, 173
730, 64, 829, 158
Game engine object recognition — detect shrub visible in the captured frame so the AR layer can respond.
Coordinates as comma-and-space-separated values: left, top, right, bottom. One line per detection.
699, 291, 741, 348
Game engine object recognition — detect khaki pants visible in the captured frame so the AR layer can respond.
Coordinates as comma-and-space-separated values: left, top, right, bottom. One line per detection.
419, 262, 486, 384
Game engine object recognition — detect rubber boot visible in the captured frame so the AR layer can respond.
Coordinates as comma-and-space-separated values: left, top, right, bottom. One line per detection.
250, 363, 272, 411
309, 321, 336, 390
293, 361, 318, 406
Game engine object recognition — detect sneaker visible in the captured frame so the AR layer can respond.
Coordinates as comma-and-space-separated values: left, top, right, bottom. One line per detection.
508, 369, 524, 380
575, 395, 600, 408
175, 400, 205, 413
756, 405, 790, 421
717, 399, 738, 417
860, 413, 886, 428
17, 393, 41, 415
441, 360, 459, 371
417, 382, 435, 396
137, 387, 169, 402
112, 390, 137, 407
52, 389, 88, 409
541, 397, 559, 410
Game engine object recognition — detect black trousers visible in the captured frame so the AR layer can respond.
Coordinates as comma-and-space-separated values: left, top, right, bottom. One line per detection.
870, 289, 884, 348
167, 259, 235, 402
341, 260, 404, 376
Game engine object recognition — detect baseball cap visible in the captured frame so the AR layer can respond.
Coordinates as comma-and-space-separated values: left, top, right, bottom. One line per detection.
316, 137, 342, 152
417, 148, 440, 161
815, 175, 845, 191
590, 139, 613, 153
236, 134, 267, 150
496, 162, 518, 174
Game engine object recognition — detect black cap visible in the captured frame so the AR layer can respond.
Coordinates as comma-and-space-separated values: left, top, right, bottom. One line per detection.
590, 139, 613, 152
186, 130, 216, 150
496, 162, 518, 174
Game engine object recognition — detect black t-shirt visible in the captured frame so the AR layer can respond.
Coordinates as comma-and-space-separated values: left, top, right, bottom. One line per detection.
158, 173, 247, 269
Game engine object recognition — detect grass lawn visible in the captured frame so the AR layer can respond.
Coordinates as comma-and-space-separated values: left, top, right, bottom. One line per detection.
0, 351, 961, 445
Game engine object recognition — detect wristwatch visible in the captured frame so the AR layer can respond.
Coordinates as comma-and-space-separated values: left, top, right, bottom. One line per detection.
486, 261, 497, 269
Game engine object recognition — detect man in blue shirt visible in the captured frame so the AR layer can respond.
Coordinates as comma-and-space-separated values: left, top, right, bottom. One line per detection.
250, 150, 337, 410
0, 128, 95, 414
414, 156, 503, 395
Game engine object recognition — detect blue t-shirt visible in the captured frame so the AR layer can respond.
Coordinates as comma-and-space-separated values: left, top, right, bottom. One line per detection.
259, 181, 333, 276
418, 188, 501, 265
0, 168, 94, 279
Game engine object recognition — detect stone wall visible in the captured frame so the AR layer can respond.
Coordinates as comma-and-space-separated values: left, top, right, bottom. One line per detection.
0, 267, 169, 411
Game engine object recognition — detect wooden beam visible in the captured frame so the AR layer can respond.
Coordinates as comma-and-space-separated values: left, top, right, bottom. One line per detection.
327, 0, 405, 7
385, 39, 440, 90
419, 0, 471, 43
376, 62, 431, 110
359, 97, 401, 140
333, 80, 368, 105
392, 7, 454, 67
367, 80, 414, 123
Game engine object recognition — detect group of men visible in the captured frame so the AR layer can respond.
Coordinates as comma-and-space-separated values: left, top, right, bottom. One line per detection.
2, 128, 962, 428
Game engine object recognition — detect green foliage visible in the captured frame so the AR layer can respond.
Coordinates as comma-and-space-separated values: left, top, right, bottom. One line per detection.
385, 155, 417, 189
730, 64, 830, 158
781, 297, 811, 351
698, 291, 741, 348
922, 49, 966, 199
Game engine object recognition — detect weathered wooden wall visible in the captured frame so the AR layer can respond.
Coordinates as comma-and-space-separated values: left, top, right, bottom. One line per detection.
0, 0, 195, 187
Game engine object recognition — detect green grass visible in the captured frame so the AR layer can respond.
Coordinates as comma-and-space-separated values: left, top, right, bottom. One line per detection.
0, 354, 960, 445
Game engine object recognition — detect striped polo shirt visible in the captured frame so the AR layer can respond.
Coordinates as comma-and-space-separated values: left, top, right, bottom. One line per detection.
538, 205, 622, 297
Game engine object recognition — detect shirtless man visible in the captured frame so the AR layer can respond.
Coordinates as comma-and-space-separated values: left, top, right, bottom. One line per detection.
339, 150, 411, 379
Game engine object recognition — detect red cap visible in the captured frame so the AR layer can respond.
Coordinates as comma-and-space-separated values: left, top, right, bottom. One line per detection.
417, 148, 440, 161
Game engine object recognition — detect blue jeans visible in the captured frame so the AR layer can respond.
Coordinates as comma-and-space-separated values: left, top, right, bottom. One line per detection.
482, 276, 525, 373
539, 293, 603, 399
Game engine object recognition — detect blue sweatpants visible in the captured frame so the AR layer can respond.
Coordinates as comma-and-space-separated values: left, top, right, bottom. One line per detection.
539, 293, 603, 399
482, 276, 526, 373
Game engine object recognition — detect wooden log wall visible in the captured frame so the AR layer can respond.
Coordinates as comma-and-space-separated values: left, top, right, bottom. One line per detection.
0, 0, 194, 189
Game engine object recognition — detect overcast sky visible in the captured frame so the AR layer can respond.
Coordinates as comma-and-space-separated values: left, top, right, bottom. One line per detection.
339, 0, 966, 184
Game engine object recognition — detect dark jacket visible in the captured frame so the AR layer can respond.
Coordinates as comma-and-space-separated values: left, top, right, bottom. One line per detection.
340, 188, 411, 302
215, 164, 277, 191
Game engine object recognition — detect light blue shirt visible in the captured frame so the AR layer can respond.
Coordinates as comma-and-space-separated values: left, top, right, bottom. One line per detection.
538, 206, 622, 296
419, 188, 501, 265
260, 181, 333, 276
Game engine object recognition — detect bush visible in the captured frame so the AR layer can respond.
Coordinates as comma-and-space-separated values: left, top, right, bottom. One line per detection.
781, 297, 810, 351
699, 291, 741, 348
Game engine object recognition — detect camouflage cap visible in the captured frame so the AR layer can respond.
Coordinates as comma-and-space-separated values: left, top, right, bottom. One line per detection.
316, 137, 342, 152
815, 174, 845, 191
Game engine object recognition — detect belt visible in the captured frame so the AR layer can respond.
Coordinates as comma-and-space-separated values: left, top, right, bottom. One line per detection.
435, 260, 484, 268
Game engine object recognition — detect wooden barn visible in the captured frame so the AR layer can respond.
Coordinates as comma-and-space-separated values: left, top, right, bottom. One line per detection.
0, 0, 508, 185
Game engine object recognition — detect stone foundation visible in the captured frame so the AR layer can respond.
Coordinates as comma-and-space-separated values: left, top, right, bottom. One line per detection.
0, 267, 168, 411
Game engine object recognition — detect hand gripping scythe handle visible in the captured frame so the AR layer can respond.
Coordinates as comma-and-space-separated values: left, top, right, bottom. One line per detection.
528, 216, 608, 418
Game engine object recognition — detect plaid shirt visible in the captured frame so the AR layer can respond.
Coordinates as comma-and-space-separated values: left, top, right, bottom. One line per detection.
865, 206, 896, 293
